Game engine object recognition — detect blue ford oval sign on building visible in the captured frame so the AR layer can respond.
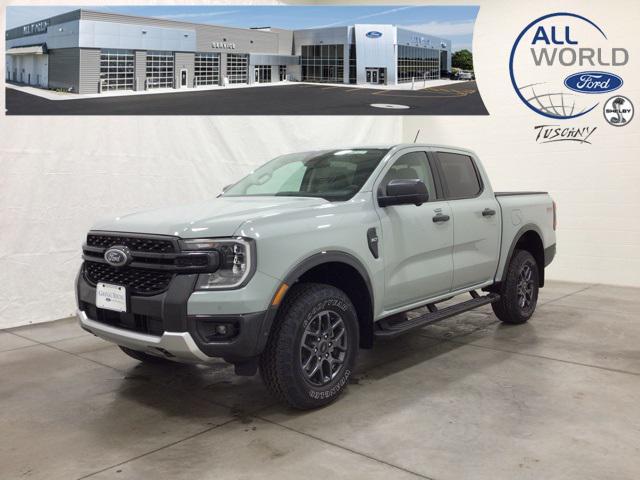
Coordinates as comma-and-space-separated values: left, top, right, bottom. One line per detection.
366, 31, 383, 38
563, 71, 623, 94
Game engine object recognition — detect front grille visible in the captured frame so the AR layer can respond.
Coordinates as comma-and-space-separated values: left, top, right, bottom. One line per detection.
87, 233, 176, 253
84, 261, 173, 296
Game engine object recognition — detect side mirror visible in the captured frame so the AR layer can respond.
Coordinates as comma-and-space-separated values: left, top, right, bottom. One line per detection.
378, 179, 429, 207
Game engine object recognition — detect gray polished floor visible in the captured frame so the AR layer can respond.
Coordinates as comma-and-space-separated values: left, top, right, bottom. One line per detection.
1, 281, 638, 479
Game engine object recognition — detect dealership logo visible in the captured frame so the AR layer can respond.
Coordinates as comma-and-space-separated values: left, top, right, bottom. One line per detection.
533, 125, 597, 144
104, 246, 132, 267
211, 41, 236, 49
509, 13, 628, 120
603, 95, 634, 126
22, 20, 49, 36
409, 35, 430, 47
366, 31, 383, 39
564, 71, 622, 94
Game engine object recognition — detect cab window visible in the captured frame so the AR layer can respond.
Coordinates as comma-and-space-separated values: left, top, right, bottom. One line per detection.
437, 152, 482, 199
381, 151, 436, 199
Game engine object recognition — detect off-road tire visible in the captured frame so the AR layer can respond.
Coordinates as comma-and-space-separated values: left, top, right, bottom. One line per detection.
259, 283, 359, 410
119, 346, 172, 364
492, 249, 539, 324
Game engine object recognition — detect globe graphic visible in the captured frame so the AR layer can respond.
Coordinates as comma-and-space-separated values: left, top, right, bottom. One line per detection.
517, 82, 596, 119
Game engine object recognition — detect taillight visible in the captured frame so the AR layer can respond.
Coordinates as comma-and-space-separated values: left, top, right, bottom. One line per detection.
552, 200, 557, 231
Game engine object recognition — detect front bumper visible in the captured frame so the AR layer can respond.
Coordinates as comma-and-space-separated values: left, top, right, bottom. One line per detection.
78, 309, 214, 363
76, 268, 276, 363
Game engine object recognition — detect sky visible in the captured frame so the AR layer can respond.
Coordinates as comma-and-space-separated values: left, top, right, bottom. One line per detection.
6, 5, 478, 52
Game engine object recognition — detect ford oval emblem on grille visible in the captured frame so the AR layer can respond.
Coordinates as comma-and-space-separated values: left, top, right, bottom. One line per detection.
366, 31, 382, 39
564, 71, 623, 94
104, 245, 132, 267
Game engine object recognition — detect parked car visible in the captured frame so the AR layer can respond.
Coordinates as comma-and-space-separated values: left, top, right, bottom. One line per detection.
76, 145, 556, 409
458, 70, 474, 80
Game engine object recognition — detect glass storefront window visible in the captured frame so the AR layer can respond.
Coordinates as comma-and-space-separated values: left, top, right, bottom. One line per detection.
397, 45, 441, 83
255, 65, 271, 83
301, 43, 345, 83
349, 44, 357, 84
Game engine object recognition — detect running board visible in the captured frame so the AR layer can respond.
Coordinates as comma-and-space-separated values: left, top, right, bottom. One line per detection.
374, 291, 500, 339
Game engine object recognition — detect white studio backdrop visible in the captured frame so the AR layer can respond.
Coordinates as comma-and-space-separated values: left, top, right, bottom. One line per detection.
2, 0, 639, 329
404, 0, 640, 287
0, 116, 403, 328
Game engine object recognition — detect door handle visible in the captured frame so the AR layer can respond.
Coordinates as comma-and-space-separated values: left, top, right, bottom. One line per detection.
432, 214, 450, 223
482, 208, 496, 217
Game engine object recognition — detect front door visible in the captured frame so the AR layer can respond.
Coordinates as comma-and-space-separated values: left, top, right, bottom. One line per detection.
376, 150, 454, 310
434, 150, 501, 290
366, 68, 379, 84
180, 69, 187, 87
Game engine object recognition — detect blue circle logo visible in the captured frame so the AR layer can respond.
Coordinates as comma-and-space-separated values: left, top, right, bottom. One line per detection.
563, 71, 622, 94
366, 31, 383, 39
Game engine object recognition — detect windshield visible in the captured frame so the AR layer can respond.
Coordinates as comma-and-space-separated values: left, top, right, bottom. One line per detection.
223, 149, 389, 201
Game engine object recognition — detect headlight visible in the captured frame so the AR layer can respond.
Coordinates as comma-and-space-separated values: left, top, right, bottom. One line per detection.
179, 237, 254, 290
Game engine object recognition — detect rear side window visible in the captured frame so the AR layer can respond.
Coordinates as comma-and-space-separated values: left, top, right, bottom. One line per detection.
437, 152, 482, 199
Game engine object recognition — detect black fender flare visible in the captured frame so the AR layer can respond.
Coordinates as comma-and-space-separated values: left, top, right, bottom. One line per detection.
498, 223, 545, 283
282, 250, 374, 305
254, 250, 376, 351
257, 251, 375, 353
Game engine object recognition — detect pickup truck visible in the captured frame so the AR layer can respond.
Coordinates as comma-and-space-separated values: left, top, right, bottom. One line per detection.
76, 144, 556, 409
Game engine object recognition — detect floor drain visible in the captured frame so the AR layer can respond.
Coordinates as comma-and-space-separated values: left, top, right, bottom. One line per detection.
370, 103, 410, 109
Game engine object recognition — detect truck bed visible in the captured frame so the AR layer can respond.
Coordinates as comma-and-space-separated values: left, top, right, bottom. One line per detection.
494, 191, 548, 196
494, 191, 556, 282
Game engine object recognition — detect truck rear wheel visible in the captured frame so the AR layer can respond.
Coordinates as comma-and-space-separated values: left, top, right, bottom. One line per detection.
492, 250, 539, 324
259, 283, 359, 410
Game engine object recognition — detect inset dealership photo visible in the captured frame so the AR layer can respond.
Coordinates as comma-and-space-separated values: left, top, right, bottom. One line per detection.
5, 5, 486, 115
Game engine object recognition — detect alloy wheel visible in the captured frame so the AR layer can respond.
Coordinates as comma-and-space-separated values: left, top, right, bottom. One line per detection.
299, 310, 348, 387
516, 262, 535, 310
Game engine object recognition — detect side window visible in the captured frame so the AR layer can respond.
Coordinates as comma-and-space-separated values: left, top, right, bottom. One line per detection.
381, 151, 436, 199
437, 152, 481, 199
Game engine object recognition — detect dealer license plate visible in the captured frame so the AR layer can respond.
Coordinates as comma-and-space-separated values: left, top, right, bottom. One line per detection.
96, 283, 127, 313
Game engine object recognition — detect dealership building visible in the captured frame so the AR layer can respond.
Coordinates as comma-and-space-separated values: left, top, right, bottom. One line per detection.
5, 9, 452, 94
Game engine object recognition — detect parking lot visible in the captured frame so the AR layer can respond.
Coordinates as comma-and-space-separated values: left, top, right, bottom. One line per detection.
6, 82, 487, 115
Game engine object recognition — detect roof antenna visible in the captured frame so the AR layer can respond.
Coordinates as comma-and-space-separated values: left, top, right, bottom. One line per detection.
413, 129, 421, 143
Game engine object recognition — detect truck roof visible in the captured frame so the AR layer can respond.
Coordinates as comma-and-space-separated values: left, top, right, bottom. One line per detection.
338, 144, 476, 154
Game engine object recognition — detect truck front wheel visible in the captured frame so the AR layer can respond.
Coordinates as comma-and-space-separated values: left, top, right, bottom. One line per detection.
492, 249, 539, 324
260, 283, 359, 409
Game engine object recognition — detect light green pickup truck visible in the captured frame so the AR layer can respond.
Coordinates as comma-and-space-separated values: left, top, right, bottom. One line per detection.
76, 145, 557, 409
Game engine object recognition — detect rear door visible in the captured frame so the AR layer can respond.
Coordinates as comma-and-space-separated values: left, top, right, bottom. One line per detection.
375, 148, 454, 310
432, 149, 501, 291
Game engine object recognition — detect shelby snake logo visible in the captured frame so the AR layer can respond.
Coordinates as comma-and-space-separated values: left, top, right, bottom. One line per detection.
509, 13, 631, 143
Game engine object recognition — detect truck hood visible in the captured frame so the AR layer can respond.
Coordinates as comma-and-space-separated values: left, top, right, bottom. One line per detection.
91, 196, 329, 238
